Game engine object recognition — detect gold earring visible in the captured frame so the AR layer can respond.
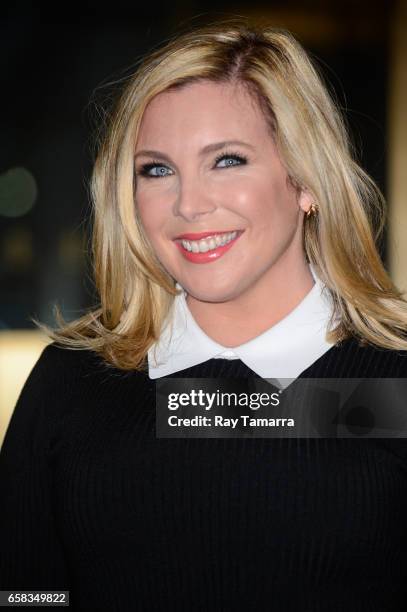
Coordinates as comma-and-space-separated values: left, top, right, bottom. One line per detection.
306, 202, 318, 218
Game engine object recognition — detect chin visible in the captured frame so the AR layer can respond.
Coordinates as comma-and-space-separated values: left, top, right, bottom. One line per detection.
184, 281, 244, 303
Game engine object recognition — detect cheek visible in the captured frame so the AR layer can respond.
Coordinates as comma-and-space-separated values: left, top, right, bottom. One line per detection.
136, 193, 165, 239
230, 177, 294, 223
224, 178, 268, 215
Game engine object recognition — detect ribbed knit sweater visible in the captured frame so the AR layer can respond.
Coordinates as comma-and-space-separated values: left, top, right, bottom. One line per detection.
1, 336, 407, 611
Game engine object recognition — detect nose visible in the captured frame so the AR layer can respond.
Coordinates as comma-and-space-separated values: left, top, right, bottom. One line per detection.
173, 177, 217, 222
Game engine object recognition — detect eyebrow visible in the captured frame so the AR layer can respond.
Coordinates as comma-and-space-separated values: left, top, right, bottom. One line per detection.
134, 140, 255, 163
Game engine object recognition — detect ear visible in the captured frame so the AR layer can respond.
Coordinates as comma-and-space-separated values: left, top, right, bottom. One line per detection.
298, 190, 314, 214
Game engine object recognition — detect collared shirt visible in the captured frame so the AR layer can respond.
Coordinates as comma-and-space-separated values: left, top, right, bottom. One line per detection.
148, 263, 339, 388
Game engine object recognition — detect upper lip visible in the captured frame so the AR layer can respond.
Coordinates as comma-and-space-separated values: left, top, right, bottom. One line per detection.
174, 229, 243, 241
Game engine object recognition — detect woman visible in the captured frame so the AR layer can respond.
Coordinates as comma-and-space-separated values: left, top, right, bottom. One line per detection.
1, 19, 407, 611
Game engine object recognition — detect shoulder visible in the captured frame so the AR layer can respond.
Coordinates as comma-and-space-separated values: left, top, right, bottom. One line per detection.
24, 341, 150, 398
4, 342, 150, 438
306, 335, 407, 377
1, 343, 152, 465
27, 342, 105, 388
1, 343, 102, 461
335, 335, 407, 377
37, 341, 107, 370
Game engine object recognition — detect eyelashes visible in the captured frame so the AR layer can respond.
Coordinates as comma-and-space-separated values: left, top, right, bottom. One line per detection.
136, 150, 248, 179
214, 151, 248, 167
136, 161, 172, 179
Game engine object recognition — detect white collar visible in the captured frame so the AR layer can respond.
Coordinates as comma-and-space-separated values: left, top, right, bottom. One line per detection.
148, 263, 338, 388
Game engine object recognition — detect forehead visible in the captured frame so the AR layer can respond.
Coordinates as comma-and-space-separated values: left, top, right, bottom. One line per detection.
136, 80, 269, 147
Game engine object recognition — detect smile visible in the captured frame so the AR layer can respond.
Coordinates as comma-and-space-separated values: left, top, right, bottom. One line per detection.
174, 230, 244, 264
180, 231, 238, 252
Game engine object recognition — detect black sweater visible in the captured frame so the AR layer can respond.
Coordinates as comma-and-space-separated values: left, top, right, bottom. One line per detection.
1, 336, 407, 611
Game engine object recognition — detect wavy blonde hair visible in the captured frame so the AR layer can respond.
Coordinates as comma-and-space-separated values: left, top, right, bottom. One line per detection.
33, 17, 407, 371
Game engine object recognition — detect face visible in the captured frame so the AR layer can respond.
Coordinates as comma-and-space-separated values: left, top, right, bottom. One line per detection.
134, 80, 312, 303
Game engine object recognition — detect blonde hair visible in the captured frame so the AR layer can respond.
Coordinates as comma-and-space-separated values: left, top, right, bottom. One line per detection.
33, 17, 407, 371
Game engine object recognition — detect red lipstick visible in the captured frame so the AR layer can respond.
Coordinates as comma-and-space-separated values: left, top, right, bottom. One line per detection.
173, 230, 244, 264
174, 230, 241, 240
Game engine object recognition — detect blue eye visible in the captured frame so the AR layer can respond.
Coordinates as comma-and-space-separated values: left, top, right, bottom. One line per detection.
136, 150, 248, 179
215, 152, 248, 168
137, 162, 172, 178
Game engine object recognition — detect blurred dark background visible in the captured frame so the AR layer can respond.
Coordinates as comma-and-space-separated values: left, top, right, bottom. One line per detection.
0, 1, 404, 330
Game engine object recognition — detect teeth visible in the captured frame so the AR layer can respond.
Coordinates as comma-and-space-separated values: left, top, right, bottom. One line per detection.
181, 231, 238, 253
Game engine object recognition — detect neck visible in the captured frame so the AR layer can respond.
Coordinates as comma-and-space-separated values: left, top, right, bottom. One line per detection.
185, 257, 315, 348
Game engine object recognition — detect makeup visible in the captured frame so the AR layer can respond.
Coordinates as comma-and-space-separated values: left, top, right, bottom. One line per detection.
174, 230, 244, 264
